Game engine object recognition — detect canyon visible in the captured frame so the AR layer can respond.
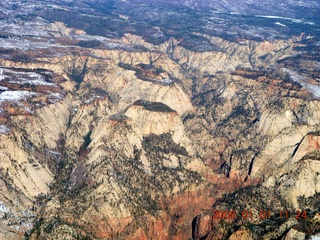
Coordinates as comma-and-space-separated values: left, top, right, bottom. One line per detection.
0, 0, 319, 239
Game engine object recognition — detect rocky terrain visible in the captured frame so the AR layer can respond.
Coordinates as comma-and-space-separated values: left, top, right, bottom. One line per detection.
0, 0, 319, 239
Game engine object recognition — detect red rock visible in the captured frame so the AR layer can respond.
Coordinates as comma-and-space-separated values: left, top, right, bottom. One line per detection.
129, 228, 148, 240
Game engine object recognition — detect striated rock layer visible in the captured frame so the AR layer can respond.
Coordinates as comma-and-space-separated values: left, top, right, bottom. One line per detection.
0, 5, 319, 240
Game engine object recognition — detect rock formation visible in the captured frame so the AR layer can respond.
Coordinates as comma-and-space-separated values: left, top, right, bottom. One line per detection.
0, 0, 319, 239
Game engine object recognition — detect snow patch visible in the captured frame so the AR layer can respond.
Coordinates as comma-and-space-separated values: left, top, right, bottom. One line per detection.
47, 92, 63, 100
9, 79, 55, 86
0, 125, 10, 134
282, 68, 320, 98
275, 22, 286, 27
310, 235, 320, 240
0, 69, 6, 81
0, 202, 9, 213
160, 78, 174, 85
0, 90, 38, 103
1, 69, 56, 86
256, 15, 316, 25
84, 95, 101, 104
49, 150, 61, 155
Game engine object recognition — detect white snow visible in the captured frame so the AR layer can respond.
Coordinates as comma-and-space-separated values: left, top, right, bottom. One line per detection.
9, 79, 55, 86
0, 125, 10, 134
84, 95, 101, 104
0, 202, 9, 213
0, 90, 38, 103
49, 150, 61, 155
275, 22, 286, 27
0, 68, 63, 113
17, 102, 33, 114
0, 38, 56, 51
0, 68, 56, 86
257, 15, 300, 21
282, 68, 320, 98
160, 78, 174, 85
47, 92, 63, 100
310, 235, 320, 240
0, 70, 6, 81
256, 15, 316, 25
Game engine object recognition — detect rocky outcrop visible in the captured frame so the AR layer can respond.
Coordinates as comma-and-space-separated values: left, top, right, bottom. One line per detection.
159, 36, 297, 74
283, 229, 306, 240
0, 2, 319, 239
228, 229, 254, 240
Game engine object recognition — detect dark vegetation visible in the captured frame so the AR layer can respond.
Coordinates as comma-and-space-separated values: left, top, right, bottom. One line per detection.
143, 133, 188, 156
109, 114, 129, 121
178, 34, 222, 52
195, 186, 320, 239
233, 67, 302, 90
232, 68, 265, 79
133, 99, 176, 113
301, 150, 320, 161
2, 0, 319, 239
59, 54, 90, 88
118, 63, 173, 85
32, 0, 320, 49
199, 186, 296, 239
12, 54, 34, 63
77, 39, 101, 48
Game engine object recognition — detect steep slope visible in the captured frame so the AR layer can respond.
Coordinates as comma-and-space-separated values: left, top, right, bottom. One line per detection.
0, 1, 319, 239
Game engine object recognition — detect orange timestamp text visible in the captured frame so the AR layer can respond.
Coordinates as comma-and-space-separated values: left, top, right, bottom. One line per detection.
212, 209, 308, 221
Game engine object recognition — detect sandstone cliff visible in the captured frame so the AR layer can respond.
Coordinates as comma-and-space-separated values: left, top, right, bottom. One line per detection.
0, 3, 319, 239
